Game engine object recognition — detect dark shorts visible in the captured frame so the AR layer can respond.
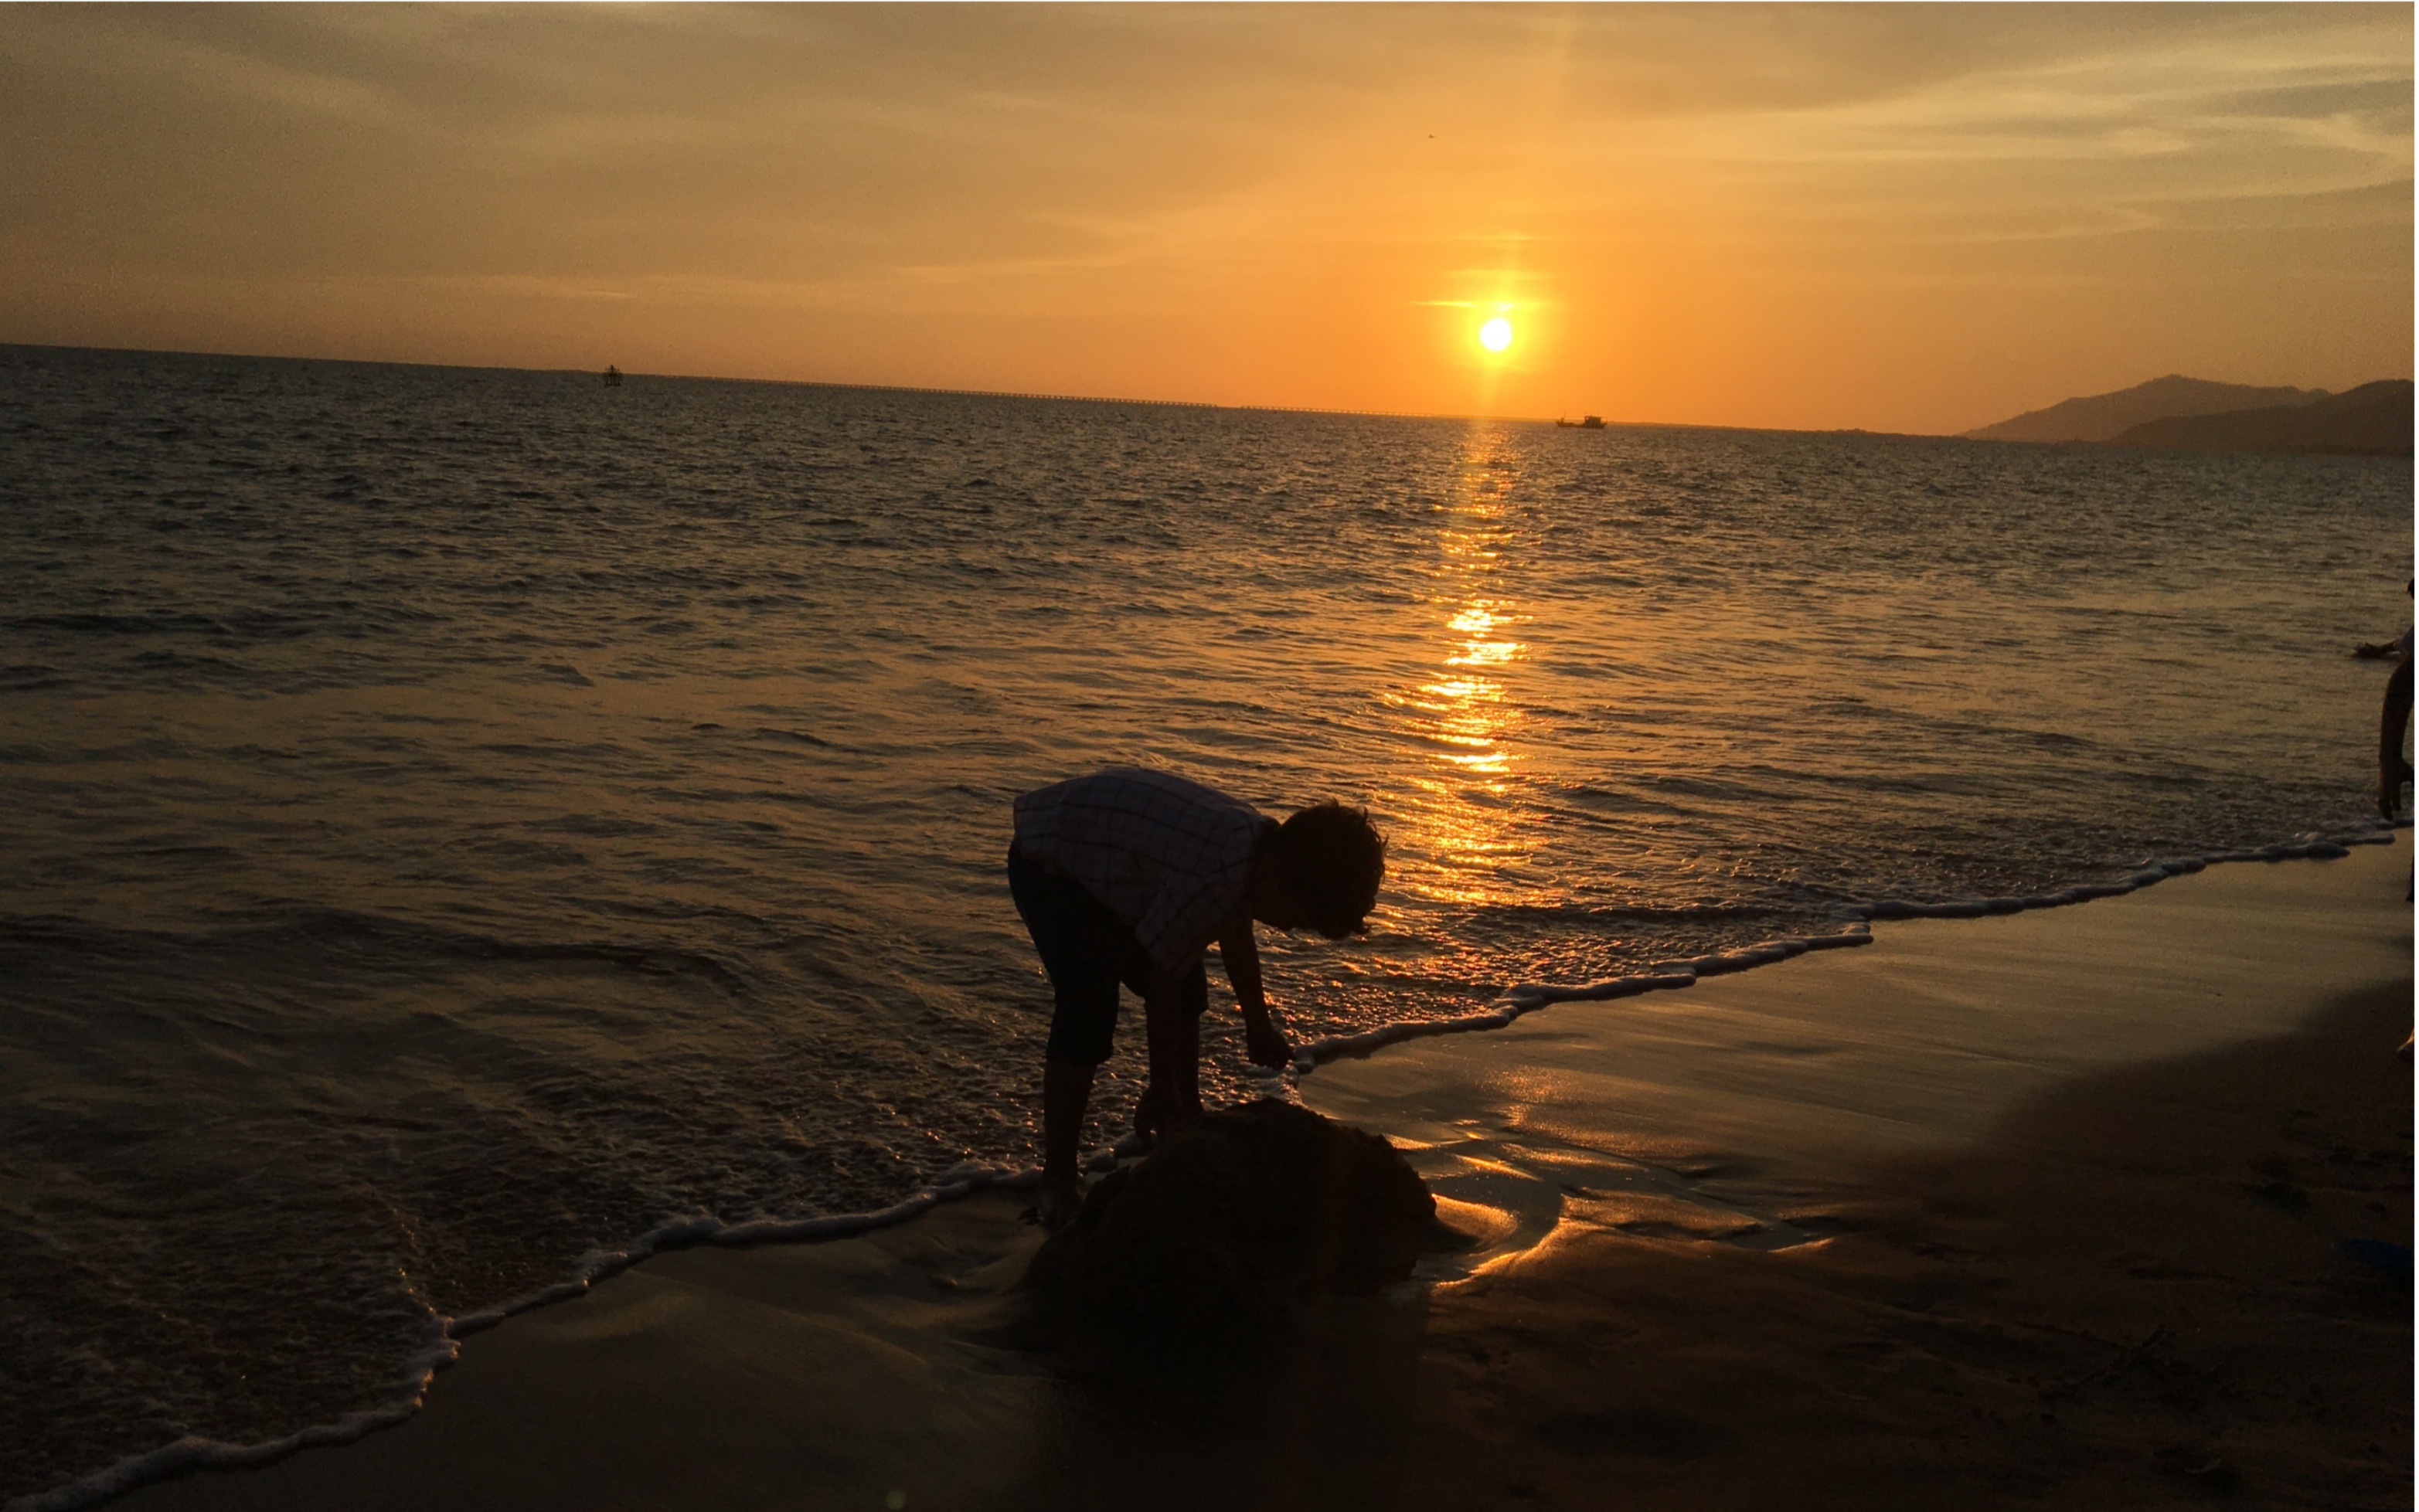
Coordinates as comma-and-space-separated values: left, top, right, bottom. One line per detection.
1008, 844, 1207, 1066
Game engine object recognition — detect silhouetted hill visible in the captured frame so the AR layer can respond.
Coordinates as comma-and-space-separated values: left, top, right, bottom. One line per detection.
1965, 375, 2329, 443
2108, 379, 2413, 458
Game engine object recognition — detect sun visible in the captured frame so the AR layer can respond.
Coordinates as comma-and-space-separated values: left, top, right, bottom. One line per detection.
1478, 317, 1514, 353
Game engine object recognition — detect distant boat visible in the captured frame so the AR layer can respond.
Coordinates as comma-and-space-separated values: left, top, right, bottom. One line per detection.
1555, 415, 1605, 430
603, 365, 623, 387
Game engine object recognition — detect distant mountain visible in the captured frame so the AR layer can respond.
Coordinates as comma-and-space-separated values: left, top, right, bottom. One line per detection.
1965, 375, 2329, 443
2108, 379, 2413, 458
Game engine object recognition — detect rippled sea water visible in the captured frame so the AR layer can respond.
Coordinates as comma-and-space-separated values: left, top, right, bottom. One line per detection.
2, 342, 2407, 1500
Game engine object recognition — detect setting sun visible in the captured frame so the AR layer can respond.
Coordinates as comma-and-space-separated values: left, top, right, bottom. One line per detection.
1478, 317, 1513, 353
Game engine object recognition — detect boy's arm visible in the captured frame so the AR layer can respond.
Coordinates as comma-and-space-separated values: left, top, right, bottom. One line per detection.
1217, 923, 1292, 1069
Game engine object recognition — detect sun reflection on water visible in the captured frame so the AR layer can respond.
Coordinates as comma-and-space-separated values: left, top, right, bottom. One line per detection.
1386, 427, 1542, 907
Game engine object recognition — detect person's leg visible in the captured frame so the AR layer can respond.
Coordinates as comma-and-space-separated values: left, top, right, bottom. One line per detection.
1009, 848, 1126, 1225
2380, 660, 2412, 817
1141, 990, 1199, 1129
1039, 1058, 1096, 1224
1132, 958, 1212, 1143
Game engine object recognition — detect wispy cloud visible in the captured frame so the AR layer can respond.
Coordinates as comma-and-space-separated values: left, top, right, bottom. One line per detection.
0, 4, 2405, 430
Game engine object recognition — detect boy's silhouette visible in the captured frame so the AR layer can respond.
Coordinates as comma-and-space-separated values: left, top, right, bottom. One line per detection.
1009, 767, 1385, 1227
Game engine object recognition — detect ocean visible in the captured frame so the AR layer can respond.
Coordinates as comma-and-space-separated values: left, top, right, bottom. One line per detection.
2, 342, 2407, 1505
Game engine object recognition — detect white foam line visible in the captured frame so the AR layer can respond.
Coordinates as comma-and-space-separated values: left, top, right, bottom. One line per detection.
7, 1323, 461, 1512
1289, 821, 2402, 1070
23, 818, 2403, 1512
12, 1158, 1057, 1512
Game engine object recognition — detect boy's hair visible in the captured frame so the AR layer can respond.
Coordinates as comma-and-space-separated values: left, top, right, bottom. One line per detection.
1268, 802, 1386, 938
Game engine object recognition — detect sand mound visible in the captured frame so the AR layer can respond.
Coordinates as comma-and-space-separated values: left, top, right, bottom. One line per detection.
1022, 1100, 1437, 1357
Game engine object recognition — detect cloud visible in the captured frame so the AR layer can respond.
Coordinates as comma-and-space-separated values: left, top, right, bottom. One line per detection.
0, 4, 2405, 428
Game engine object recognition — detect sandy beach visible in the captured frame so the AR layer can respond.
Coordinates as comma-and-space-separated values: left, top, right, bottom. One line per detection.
111, 840, 2410, 1512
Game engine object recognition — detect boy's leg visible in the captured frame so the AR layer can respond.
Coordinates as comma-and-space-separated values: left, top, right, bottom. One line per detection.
1141, 984, 1197, 1133
1039, 1059, 1095, 1224
1135, 959, 1212, 1141
1008, 846, 1126, 1225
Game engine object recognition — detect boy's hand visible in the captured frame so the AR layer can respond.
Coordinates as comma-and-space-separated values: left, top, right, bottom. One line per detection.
1244, 1016, 1291, 1070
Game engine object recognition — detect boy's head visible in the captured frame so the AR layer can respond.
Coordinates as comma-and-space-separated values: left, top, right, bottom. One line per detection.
1260, 803, 1386, 938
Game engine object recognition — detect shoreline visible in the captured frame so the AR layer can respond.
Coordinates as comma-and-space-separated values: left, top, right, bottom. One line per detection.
30, 831, 2414, 1512
1288, 827, 2398, 1068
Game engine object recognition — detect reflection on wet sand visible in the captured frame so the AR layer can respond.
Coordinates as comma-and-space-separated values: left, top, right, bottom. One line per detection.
1385, 427, 1539, 907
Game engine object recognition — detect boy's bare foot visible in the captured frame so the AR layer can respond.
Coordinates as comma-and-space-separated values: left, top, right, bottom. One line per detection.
1034, 1174, 1084, 1230
1134, 1082, 1168, 1147
1134, 1082, 1203, 1148
1133, 1084, 1181, 1147
1244, 1018, 1292, 1071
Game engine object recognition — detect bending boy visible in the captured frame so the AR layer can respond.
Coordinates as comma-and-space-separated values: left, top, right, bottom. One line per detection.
1008, 766, 1386, 1226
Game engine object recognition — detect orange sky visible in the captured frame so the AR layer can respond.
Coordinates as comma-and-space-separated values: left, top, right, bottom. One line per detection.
2, 4, 2409, 432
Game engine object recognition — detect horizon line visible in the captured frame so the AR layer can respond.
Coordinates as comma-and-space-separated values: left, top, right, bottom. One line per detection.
4, 338, 1958, 441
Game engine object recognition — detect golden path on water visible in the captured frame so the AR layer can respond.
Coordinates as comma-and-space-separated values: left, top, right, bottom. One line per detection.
1383, 425, 1545, 909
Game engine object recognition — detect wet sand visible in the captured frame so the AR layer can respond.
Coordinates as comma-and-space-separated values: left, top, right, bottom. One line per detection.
114, 842, 2410, 1512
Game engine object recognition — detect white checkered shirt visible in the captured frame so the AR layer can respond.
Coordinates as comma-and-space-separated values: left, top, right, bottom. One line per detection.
1012, 767, 1274, 975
